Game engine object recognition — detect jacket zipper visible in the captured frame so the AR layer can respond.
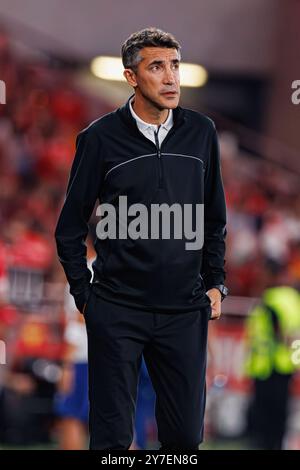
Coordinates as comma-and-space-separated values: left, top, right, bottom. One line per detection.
154, 123, 183, 188
132, 114, 185, 189
154, 125, 163, 188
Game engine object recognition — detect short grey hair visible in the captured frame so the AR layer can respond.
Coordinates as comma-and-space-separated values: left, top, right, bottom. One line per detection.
121, 27, 181, 73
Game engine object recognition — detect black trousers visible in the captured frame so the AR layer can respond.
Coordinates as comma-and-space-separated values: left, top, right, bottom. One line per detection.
84, 290, 211, 450
248, 371, 292, 450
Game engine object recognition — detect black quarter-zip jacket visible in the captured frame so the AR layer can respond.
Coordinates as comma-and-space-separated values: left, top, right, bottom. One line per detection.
55, 93, 227, 314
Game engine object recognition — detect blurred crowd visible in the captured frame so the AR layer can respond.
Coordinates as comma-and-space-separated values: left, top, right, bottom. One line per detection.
0, 27, 300, 448
221, 135, 300, 296
0, 28, 111, 447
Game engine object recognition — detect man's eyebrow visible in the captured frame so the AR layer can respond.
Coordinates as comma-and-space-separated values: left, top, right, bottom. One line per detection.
147, 58, 180, 67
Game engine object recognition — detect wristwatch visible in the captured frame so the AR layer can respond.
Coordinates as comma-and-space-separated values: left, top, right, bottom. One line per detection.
210, 284, 229, 302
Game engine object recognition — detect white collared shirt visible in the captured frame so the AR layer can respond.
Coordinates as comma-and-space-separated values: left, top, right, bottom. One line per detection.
129, 96, 173, 148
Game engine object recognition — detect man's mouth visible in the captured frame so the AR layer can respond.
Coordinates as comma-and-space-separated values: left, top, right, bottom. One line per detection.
161, 91, 178, 95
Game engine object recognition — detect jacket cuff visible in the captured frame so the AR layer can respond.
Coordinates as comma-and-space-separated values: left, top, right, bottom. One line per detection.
73, 284, 91, 314
202, 274, 225, 292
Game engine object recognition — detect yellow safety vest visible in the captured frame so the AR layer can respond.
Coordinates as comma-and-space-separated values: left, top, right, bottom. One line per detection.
245, 286, 300, 379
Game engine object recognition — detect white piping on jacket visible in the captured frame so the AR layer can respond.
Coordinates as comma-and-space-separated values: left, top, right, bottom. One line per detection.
162, 153, 204, 164
104, 152, 204, 180
104, 153, 156, 180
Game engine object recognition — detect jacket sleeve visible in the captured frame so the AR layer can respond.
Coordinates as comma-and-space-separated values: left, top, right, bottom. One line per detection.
54, 126, 105, 313
201, 124, 227, 291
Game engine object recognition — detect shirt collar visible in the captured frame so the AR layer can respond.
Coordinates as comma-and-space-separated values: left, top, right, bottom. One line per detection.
129, 96, 173, 132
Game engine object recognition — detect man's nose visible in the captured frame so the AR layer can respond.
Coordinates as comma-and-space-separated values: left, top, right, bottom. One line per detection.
163, 67, 175, 84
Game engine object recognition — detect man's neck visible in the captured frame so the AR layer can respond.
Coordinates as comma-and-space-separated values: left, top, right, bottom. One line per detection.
132, 95, 169, 126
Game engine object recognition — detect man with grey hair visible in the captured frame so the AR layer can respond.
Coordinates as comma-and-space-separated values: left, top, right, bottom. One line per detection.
55, 27, 228, 450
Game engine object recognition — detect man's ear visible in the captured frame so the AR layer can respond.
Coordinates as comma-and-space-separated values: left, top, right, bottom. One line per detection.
123, 68, 137, 88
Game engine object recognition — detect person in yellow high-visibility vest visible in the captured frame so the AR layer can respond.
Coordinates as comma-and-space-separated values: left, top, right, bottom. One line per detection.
245, 286, 300, 449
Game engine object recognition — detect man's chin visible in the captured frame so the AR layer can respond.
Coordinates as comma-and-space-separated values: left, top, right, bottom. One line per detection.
159, 95, 180, 109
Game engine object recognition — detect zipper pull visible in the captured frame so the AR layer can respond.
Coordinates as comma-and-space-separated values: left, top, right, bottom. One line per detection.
154, 125, 163, 188
154, 125, 161, 153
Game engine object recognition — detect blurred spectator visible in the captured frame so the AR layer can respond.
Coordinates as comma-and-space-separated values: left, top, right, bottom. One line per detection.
132, 358, 157, 449
54, 300, 89, 450
245, 285, 300, 449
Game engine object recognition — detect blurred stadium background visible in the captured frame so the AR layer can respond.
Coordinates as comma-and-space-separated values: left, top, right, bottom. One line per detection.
0, 0, 300, 450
